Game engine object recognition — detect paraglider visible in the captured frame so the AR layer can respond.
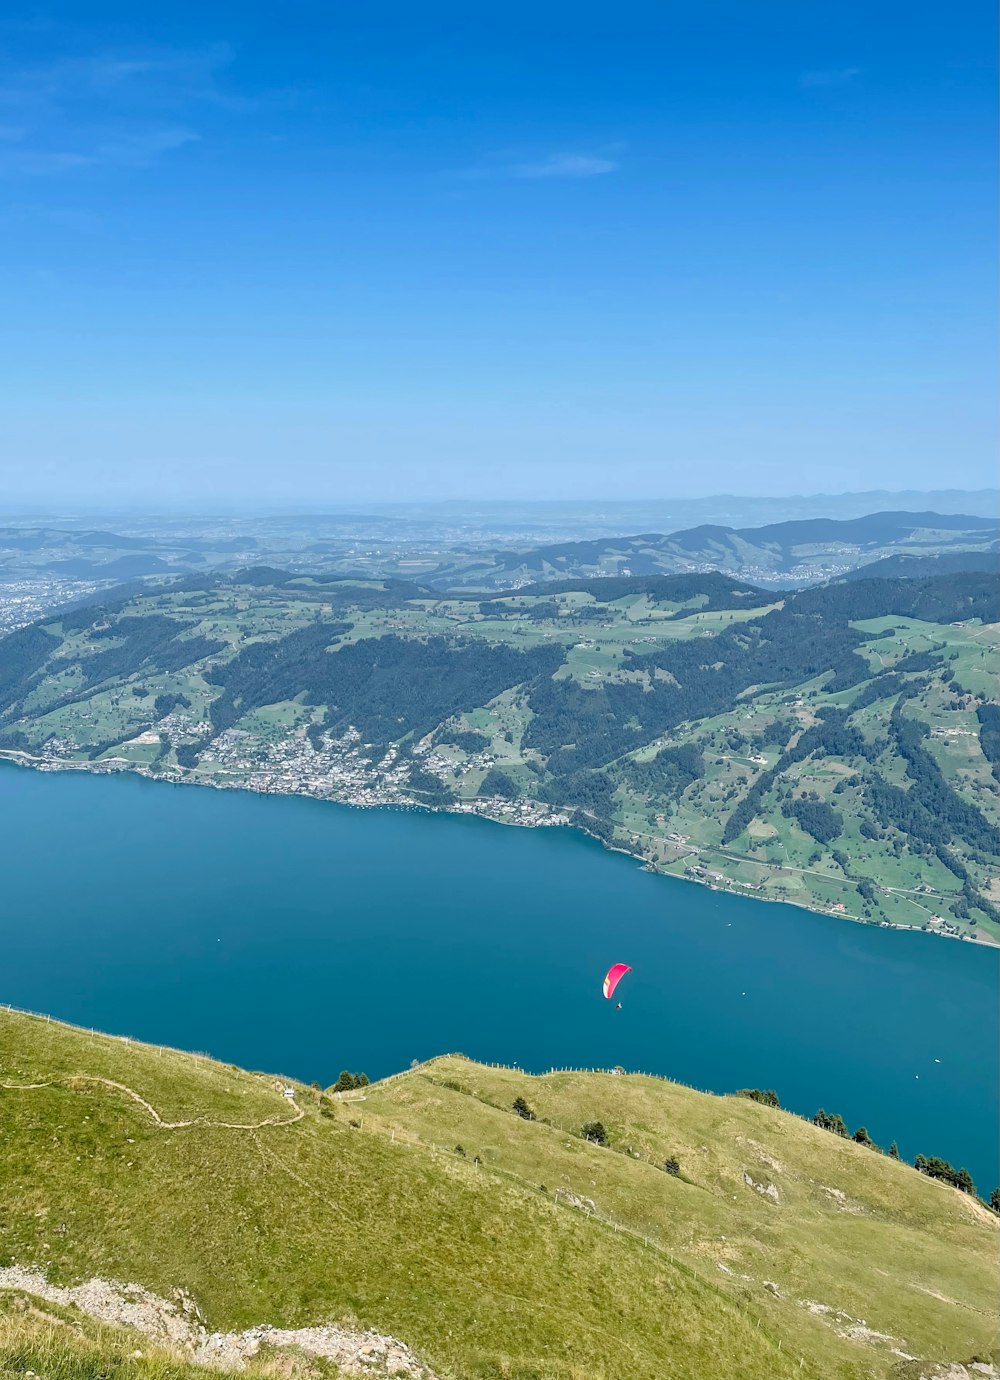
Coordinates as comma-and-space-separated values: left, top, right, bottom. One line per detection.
603, 963, 631, 1006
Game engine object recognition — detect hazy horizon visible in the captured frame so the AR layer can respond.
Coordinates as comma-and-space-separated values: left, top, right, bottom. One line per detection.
2, 487, 996, 528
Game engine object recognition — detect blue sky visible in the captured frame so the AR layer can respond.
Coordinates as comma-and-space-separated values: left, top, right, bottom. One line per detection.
0, 1, 995, 506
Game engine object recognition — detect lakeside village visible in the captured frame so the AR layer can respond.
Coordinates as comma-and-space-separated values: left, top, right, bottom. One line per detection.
10, 710, 981, 943
21, 712, 570, 832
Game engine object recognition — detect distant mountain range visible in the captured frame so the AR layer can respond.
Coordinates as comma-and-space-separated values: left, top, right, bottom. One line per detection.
432, 510, 999, 589
0, 509, 996, 621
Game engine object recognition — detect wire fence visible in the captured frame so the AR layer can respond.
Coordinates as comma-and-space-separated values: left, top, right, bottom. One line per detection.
1, 1007, 815, 1124
0, 1003, 248, 1073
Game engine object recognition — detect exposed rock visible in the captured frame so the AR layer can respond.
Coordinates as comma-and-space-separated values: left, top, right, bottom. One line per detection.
0, 1266, 196, 1350
820, 1184, 864, 1214
0, 1265, 439, 1377
743, 1171, 780, 1203
799, 1297, 917, 1355
736, 1135, 785, 1174
553, 1188, 599, 1214
918, 1367, 1000, 1380
197, 1323, 436, 1376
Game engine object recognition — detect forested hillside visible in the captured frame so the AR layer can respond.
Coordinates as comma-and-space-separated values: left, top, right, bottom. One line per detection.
0, 568, 997, 939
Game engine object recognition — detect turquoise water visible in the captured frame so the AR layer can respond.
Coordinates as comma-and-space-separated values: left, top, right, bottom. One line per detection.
2, 762, 997, 1192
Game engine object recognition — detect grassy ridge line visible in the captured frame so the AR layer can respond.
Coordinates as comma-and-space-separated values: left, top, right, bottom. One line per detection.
0, 1010, 804, 1380
0, 1004, 296, 1126
364, 1059, 999, 1373
7, 1008, 990, 1378
0, 1009, 985, 1185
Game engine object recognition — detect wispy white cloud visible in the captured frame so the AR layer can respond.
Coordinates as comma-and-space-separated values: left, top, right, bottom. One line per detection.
798, 66, 862, 89
94, 126, 199, 167
0, 148, 91, 175
506, 153, 617, 179
0, 41, 234, 176
456, 150, 620, 182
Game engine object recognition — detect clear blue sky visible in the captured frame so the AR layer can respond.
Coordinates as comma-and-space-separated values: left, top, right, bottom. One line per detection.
0, 1, 995, 506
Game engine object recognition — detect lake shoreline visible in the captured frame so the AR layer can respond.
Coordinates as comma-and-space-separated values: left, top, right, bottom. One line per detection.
2, 752, 996, 1189
2, 746, 994, 948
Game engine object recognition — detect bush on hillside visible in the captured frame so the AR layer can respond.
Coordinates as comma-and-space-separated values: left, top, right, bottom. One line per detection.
738, 1088, 780, 1108
914, 1154, 976, 1196
331, 1070, 369, 1093
813, 1108, 849, 1137
582, 1121, 608, 1146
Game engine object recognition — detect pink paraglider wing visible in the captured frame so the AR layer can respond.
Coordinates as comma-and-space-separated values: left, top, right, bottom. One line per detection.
602, 963, 632, 1000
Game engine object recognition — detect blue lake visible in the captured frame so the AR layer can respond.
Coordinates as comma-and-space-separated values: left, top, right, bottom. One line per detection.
2, 762, 997, 1192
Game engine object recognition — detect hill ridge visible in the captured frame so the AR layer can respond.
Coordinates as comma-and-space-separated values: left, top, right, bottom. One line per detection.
1, 1008, 997, 1379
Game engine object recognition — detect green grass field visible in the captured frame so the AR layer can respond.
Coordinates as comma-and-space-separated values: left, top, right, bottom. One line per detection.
1, 1011, 996, 1380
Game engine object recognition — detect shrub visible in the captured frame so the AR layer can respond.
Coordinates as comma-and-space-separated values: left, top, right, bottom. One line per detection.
813, 1108, 849, 1137
737, 1088, 780, 1108
582, 1121, 608, 1146
914, 1154, 975, 1195
330, 1070, 369, 1093
512, 1095, 536, 1121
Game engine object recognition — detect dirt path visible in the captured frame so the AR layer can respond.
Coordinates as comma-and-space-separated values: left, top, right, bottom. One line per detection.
0, 1075, 304, 1131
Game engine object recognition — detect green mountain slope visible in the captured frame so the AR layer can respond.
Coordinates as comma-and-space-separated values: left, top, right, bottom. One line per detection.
0, 1010, 996, 1379
0, 569, 997, 940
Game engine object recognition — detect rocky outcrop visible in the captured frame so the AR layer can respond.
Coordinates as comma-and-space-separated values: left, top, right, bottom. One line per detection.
0, 1265, 438, 1377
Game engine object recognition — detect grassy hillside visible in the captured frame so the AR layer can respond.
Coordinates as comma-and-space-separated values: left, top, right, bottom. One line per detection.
0, 1010, 997, 1380
0, 1010, 993, 1374
0, 569, 997, 940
